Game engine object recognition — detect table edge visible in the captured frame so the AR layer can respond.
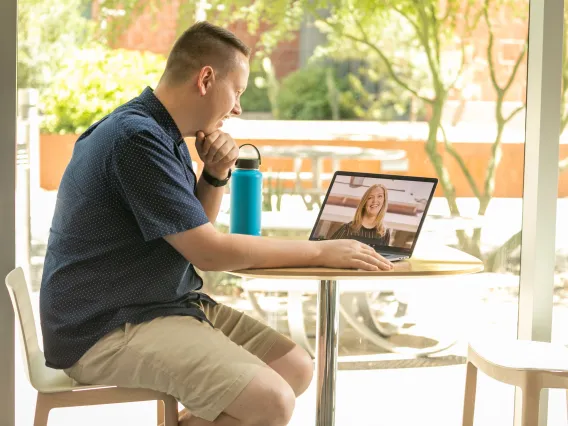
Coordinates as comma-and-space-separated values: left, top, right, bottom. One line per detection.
228, 264, 484, 280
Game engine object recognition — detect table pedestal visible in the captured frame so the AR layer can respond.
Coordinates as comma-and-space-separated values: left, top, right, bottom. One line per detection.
315, 279, 339, 426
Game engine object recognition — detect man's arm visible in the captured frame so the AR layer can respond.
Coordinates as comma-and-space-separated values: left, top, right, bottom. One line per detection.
164, 222, 393, 272
193, 131, 237, 223
195, 170, 226, 223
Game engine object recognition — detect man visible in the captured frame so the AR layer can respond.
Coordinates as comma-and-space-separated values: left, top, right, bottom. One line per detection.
39, 21, 393, 426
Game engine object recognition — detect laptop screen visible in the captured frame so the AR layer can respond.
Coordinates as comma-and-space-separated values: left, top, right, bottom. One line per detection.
309, 172, 438, 253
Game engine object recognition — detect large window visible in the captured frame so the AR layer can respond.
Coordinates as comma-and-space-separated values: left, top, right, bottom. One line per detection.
11, 0, 566, 425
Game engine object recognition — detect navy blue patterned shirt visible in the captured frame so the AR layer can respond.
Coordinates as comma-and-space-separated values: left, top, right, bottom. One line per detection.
40, 87, 213, 369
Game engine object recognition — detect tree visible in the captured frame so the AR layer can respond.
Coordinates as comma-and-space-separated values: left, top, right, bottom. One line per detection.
18, 0, 93, 89
485, 3, 568, 270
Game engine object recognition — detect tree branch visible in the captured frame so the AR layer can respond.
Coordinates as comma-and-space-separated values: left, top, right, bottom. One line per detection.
484, 4, 502, 95
392, 6, 421, 35
449, 3, 484, 91
504, 103, 526, 123
503, 42, 528, 94
440, 124, 483, 199
427, 3, 442, 66
413, 0, 441, 86
449, 33, 468, 89
324, 18, 433, 104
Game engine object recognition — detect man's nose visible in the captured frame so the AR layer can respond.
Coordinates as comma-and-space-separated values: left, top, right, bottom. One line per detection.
232, 102, 242, 116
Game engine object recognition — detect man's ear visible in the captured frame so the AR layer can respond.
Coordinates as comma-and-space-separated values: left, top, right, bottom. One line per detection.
197, 66, 215, 96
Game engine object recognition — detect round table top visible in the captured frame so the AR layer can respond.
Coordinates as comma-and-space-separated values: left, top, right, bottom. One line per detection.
228, 244, 484, 280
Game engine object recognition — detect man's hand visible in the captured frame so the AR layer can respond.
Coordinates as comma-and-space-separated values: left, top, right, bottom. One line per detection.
315, 239, 394, 271
195, 130, 239, 180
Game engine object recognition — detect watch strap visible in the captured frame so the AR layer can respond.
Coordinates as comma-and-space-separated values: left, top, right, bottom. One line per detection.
201, 168, 231, 187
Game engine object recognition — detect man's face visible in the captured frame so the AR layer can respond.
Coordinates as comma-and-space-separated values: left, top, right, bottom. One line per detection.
196, 52, 249, 135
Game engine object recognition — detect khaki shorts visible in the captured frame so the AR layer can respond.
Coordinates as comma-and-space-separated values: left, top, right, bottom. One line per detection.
64, 301, 296, 422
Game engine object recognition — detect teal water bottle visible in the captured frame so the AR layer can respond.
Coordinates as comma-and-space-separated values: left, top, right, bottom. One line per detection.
230, 144, 262, 236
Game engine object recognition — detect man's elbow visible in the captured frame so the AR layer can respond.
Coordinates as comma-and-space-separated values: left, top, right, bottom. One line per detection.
192, 257, 227, 272
188, 237, 233, 272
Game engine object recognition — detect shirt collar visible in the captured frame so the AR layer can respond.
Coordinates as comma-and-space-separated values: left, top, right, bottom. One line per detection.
138, 87, 184, 145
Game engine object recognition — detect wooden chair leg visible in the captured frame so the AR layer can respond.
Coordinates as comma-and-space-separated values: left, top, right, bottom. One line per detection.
34, 393, 52, 426
462, 361, 478, 426
157, 400, 165, 425
565, 390, 568, 424
163, 396, 179, 426
521, 386, 541, 426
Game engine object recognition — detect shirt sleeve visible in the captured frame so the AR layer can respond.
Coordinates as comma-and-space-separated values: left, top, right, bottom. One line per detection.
113, 128, 210, 241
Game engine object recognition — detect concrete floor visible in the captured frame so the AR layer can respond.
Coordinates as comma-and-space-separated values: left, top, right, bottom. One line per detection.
13, 288, 568, 426
15, 357, 568, 426
14, 191, 568, 425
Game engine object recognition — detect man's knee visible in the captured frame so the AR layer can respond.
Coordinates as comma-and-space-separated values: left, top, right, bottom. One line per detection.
269, 345, 314, 396
226, 367, 296, 426
292, 347, 314, 395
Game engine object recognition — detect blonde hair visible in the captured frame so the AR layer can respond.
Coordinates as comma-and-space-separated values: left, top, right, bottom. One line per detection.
351, 184, 388, 236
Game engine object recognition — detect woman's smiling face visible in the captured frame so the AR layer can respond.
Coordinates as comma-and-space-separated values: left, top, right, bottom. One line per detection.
364, 187, 385, 217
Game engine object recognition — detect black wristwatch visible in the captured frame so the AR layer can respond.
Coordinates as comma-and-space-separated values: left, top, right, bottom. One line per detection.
201, 168, 232, 187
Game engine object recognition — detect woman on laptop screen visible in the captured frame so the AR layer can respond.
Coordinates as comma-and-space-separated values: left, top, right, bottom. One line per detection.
330, 184, 391, 245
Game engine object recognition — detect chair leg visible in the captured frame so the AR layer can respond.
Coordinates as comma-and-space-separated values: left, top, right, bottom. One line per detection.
462, 361, 478, 426
163, 396, 179, 426
521, 386, 541, 426
565, 390, 568, 424
157, 400, 165, 425
34, 393, 52, 426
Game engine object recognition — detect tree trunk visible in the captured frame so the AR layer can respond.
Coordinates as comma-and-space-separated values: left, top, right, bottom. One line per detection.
471, 111, 506, 262
423, 97, 471, 249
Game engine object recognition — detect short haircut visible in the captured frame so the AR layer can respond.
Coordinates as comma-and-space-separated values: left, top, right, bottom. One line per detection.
162, 21, 251, 85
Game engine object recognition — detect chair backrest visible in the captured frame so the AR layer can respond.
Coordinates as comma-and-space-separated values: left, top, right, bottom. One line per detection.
5, 267, 44, 387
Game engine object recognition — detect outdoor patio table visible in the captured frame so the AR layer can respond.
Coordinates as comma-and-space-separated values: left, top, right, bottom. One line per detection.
227, 244, 483, 426
257, 145, 407, 192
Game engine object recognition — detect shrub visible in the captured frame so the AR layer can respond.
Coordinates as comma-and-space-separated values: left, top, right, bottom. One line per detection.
240, 72, 272, 113
277, 66, 357, 120
40, 45, 166, 134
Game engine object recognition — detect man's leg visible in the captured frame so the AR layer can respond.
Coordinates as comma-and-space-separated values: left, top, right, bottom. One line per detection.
203, 302, 314, 397
178, 344, 313, 426
64, 316, 296, 426
266, 344, 313, 396
179, 367, 295, 426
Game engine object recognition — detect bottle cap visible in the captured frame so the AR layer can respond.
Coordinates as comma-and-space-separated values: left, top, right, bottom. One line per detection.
236, 144, 262, 170
235, 157, 260, 169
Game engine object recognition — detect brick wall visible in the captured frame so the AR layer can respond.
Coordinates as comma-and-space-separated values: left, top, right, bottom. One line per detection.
97, 1, 301, 80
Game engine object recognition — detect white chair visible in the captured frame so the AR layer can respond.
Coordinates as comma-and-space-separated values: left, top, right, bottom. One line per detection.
5, 267, 178, 425
462, 338, 568, 426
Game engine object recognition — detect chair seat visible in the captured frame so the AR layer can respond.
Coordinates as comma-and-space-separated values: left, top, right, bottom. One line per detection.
470, 339, 568, 374
31, 363, 114, 394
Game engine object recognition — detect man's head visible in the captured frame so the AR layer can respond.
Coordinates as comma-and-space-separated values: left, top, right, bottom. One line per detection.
156, 21, 251, 136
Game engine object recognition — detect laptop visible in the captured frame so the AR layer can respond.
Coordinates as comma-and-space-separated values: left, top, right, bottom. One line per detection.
309, 171, 438, 262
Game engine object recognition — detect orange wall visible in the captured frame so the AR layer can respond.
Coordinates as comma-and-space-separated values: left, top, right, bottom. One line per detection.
40, 134, 77, 191
40, 133, 568, 198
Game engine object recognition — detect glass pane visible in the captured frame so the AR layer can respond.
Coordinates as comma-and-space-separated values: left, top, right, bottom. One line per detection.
550, 1, 568, 422
15, 0, 531, 425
